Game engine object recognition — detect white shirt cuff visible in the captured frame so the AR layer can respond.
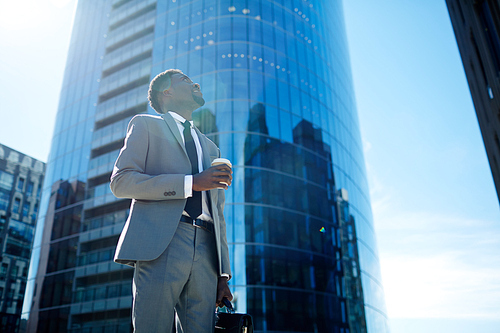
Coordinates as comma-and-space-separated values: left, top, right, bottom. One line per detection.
184, 175, 193, 198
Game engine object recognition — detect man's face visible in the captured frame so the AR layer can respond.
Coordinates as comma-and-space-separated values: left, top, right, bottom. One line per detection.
167, 73, 205, 107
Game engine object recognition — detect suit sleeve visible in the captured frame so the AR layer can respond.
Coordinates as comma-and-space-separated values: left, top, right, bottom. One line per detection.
110, 116, 186, 200
217, 188, 232, 279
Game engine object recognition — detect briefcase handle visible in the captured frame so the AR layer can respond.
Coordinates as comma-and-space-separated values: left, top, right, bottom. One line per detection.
221, 298, 235, 314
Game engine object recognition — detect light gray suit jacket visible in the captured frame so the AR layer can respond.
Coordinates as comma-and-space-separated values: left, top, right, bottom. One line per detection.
110, 113, 231, 278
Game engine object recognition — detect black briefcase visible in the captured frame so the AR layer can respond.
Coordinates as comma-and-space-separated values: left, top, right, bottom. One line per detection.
215, 299, 253, 333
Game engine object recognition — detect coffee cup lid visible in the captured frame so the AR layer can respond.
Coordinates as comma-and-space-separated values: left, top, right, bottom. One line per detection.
212, 158, 231, 167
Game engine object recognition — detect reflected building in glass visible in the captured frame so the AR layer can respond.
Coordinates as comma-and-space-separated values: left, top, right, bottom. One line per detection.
0, 143, 45, 333
22, 1, 388, 332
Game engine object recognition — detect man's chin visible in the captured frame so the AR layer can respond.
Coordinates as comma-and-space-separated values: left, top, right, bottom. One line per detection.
193, 94, 205, 106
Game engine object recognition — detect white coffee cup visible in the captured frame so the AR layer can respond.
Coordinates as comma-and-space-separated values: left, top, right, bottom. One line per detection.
211, 158, 232, 186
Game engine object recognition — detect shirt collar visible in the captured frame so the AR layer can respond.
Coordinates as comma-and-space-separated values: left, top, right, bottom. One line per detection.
168, 111, 193, 126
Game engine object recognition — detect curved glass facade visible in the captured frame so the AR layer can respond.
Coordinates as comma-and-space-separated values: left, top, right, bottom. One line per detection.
23, 1, 388, 332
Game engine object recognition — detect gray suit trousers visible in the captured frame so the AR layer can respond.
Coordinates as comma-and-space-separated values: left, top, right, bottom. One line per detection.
132, 222, 218, 332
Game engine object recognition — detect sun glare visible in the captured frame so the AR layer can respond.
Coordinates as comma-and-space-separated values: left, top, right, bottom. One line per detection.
0, 0, 73, 31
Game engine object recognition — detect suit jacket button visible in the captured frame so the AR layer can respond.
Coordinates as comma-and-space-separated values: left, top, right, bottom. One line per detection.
172, 191, 176, 195
164, 192, 168, 196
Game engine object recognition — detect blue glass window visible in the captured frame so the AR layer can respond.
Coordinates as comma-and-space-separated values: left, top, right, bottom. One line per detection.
217, 43, 232, 70
233, 70, 249, 99
218, 17, 232, 42
279, 110, 292, 142
188, 49, 202, 77
233, 18, 247, 42
248, 18, 262, 46
0, 190, 10, 211
247, 1, 261, 20
13, 198, 21, 214
261, 1, 273, 24
201, 44, 216, 73
264, 77, 277, 107
265, 105, 280, 139
277, 80, 290, 111
200, 72, 216, 103
0, 170, 14, 190
289, 86, 301, 116
249, 72, 265, 104
17, 178, 25, 191
233, 44, 248, 70
217, 70, 232, 100
233, 100, 250, 132
22, 202, 30, 218
263, 48, 275, 78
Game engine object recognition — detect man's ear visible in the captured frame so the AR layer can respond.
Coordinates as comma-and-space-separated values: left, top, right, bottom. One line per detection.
162, 89, 171, 97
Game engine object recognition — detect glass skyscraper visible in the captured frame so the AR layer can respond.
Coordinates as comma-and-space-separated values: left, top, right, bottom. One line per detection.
0, 143, 45, 333
22, 1, 388, 332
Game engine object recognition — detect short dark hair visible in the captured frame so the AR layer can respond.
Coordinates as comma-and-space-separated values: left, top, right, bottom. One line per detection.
148, 69, 183, 114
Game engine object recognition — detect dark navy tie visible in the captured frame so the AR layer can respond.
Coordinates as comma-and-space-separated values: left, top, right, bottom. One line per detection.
182, 120, 202, 219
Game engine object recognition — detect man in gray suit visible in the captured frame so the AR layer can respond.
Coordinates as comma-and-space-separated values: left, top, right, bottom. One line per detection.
110, 69, 233, 332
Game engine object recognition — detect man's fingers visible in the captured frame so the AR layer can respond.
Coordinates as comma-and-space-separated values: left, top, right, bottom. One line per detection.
213, 175, 232, 183
211, 171, 232, 186
211, 165, 232, 173
211, 169, 232, 176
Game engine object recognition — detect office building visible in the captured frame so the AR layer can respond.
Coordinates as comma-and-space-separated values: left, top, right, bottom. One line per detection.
0, 143, 45, 332
446, 0, 500, 203
22, 1, 388, 332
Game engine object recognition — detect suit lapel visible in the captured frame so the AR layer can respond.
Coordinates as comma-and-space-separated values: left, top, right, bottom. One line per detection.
161, 113, 188, 156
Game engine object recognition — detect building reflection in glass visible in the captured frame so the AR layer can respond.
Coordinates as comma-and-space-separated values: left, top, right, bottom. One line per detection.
237, 102, 347, 331
337, 188, 367, 333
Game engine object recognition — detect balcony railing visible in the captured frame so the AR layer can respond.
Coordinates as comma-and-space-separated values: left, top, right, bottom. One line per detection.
106, 10, 155, 51
99, 58, 152, 97
109, 0, 156, 28
95, 84, 149, 123
102, 33, 154, 73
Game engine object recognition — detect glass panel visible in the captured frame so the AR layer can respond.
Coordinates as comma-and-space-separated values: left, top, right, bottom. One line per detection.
0, 170, 14, 190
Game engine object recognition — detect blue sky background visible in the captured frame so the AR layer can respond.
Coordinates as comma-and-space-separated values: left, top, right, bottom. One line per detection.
0, 1, 498, 332
344, 1, 500, 332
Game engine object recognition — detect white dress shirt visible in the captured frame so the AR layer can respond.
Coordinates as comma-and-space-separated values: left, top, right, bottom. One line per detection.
168, 111, 212, 222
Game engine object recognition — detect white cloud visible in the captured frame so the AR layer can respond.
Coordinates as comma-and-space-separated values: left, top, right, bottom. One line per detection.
374, 209, 500, 320
366, 154, 500, 319
381, 251, 500, 319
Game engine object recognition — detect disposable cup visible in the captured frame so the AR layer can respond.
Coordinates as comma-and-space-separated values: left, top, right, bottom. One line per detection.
211, 158, 232, 186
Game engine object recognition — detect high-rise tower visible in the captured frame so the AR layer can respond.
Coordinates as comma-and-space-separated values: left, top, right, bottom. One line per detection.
446, 0, 500, 203
22, 1, 388, 332
0, 144, 45, 333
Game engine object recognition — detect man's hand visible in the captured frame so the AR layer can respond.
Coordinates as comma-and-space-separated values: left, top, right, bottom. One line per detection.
193, 164, 232, 191
216, 276, 233, 307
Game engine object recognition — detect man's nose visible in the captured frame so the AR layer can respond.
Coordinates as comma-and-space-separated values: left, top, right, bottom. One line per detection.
193, 83, 201, 89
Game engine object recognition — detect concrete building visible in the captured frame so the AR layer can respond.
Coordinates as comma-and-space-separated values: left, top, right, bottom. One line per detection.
446, 0, 500, 203
0, 143, 45, 332
22, 1, 388, 332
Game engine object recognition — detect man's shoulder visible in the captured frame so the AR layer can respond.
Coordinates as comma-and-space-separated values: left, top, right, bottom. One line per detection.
129, 113, 167, 129
131, 113, 164, 122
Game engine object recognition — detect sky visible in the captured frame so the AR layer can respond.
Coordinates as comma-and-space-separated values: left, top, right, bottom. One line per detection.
0, 1, 499, 333
343, 1, 500, 333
